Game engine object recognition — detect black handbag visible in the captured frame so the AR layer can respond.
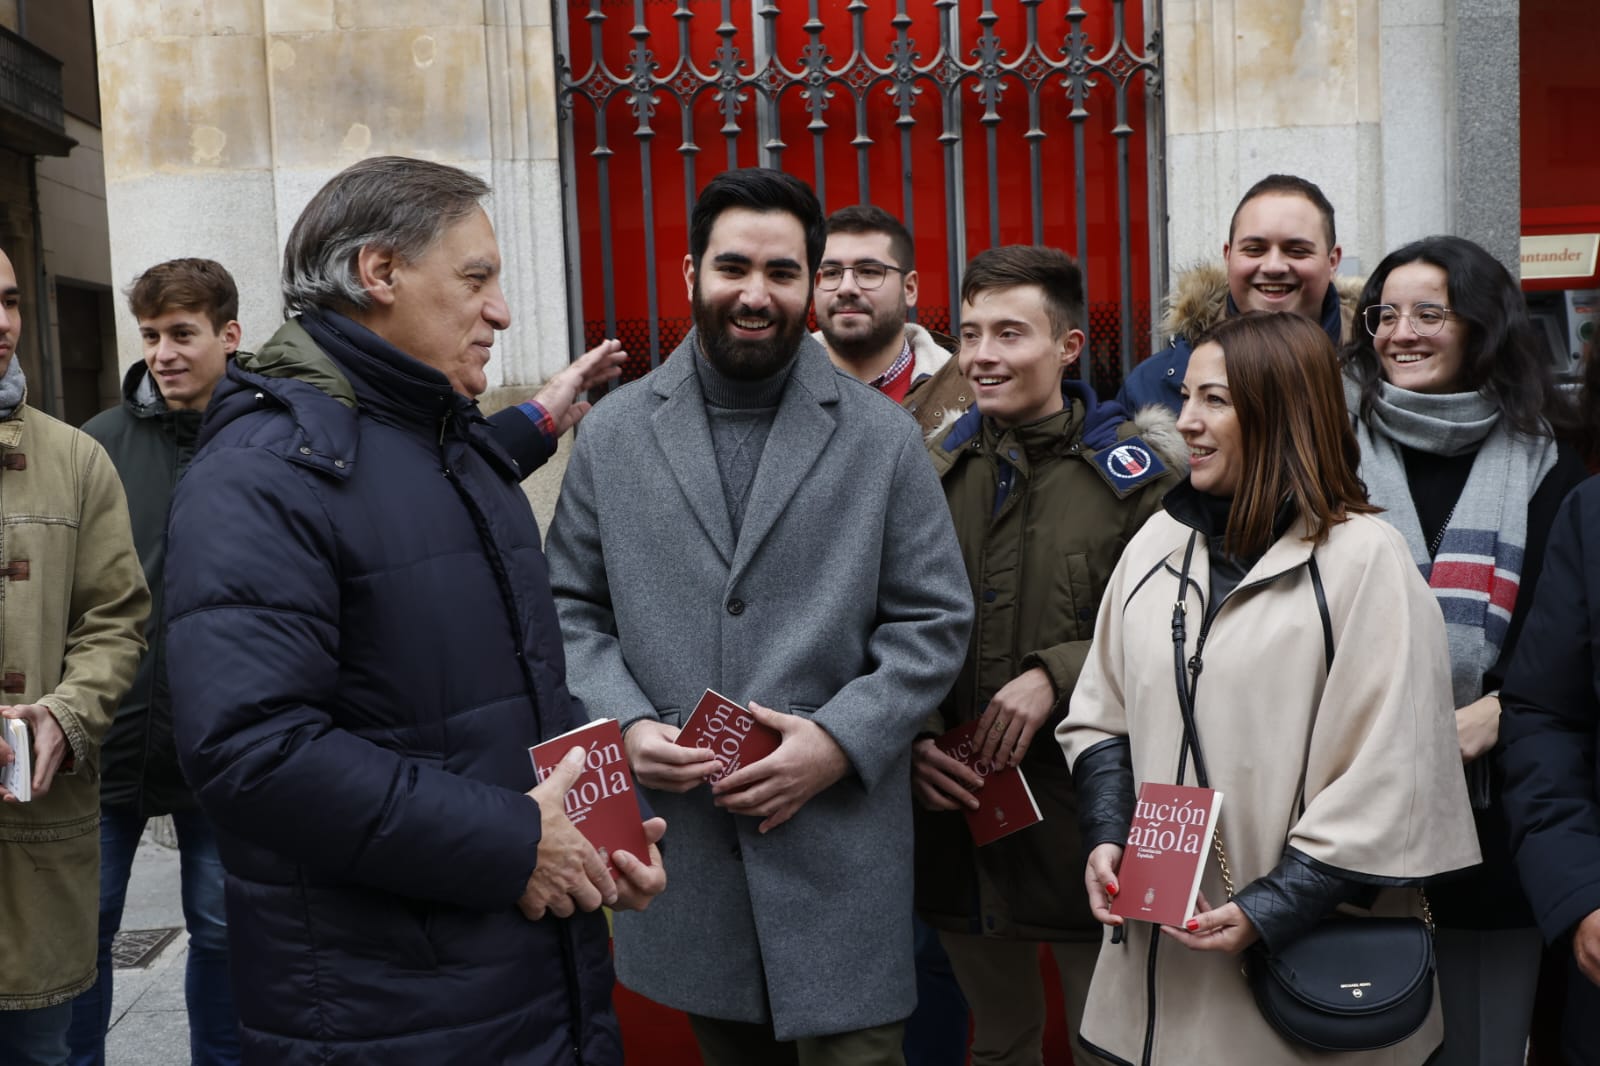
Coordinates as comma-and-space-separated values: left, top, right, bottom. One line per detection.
1244, 916, 1434, 1052
1169, 533, 1435, 1052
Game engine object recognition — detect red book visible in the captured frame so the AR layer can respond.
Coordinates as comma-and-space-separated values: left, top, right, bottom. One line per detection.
674, 688, 782, 784
1110, 782, 1224, 927
934, 720, 1044, 846
529, 718, 649, 876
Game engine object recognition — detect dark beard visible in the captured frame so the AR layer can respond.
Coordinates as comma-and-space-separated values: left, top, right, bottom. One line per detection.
821, 302, 906, 366
692, 283, 805, 381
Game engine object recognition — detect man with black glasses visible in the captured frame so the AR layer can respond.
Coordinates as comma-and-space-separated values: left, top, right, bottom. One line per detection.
813, 205, 968, 434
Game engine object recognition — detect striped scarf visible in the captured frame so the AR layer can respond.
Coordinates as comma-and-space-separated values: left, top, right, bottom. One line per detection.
1350, 379, 1555, 807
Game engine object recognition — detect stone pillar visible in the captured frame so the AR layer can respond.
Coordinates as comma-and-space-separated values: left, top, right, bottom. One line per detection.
1376, 0, 1450, 256
94, 0, 571, 391
1447, 0, 1521, 275
96, 3, 279, 367
1161, 0, 1384, 279
1160, 0, 1522, 288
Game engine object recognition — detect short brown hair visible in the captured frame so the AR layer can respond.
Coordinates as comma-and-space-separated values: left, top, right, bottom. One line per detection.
1193, 312, 1376, 557
825, 205, 913, 271
126, 258, 239, 332
959, 245, 1085, 339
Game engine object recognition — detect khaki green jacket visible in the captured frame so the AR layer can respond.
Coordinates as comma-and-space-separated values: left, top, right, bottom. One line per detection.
0, 402, 149, 1008
915, 396, 1181, 941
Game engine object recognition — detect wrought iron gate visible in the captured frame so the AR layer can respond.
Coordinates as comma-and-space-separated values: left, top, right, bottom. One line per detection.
555, 0, 1164, 394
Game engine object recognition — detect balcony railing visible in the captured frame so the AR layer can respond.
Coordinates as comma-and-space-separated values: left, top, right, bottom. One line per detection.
0, 24, 65, 136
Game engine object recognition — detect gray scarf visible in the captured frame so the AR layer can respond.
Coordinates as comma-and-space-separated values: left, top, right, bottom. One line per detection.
1349, 377, 1555, 807
0, 358, 26, 420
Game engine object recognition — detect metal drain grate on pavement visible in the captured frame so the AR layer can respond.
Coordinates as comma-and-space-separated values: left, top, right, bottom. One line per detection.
111, 927, 181, 969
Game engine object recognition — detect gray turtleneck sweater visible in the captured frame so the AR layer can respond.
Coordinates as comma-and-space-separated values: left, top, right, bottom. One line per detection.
694, 349, 793, 536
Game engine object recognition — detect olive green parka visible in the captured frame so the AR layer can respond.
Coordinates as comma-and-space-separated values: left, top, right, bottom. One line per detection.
915, 384, 1183, 941
0, 400, 148, 1009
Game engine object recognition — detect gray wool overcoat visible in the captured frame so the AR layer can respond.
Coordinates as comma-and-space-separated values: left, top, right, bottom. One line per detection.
545, 331, 973, 1040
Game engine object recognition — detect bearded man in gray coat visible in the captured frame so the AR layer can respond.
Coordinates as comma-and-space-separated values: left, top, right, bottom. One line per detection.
546, 168, 972, 1065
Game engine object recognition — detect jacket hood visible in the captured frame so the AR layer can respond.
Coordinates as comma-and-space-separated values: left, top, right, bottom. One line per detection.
200, 318, 361, 475
934, 378, 1184, 472
118, 358, 221, 423
119, 360, 167, 419
235, 318, 358, 409
1160, 262, 1365, 345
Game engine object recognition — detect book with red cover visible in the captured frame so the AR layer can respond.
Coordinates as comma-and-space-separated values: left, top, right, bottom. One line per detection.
934, 720, 1044, 846
529, 717, 649, 876
1110, 782, 1224, 927
674, 688, 782, 784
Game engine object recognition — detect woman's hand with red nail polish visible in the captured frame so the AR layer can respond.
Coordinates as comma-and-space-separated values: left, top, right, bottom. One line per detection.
1085, 843, 1125, 927
1160, 894, 1259, 954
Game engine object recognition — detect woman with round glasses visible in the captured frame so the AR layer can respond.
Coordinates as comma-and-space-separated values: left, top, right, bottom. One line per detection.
1343, 234, 1586, 1066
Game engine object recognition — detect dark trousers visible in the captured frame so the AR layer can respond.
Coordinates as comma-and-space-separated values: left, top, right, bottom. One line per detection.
65, 807, 239, 1066
0, 1002, 73, 1066
904, 917, 969, 1066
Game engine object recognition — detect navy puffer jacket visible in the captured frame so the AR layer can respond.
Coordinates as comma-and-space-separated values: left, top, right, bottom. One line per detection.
167, 310, 619, 1065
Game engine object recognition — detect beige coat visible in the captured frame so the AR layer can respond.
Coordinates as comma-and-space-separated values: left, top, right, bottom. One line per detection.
0, 402, 148, 1008
1058, 510, 1480, 1065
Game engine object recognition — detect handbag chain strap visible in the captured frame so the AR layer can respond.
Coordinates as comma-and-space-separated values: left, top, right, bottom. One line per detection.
1212, 832, 1236, 899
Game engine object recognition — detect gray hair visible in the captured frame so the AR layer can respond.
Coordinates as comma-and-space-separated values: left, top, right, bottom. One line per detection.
281, 156, 490, 315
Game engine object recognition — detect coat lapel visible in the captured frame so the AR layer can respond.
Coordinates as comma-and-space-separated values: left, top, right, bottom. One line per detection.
729, 337, 841, 582
651, 335, 737, 566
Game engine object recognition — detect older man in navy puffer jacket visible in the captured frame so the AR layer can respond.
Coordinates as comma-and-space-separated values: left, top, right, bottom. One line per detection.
166, 156, 660, 1066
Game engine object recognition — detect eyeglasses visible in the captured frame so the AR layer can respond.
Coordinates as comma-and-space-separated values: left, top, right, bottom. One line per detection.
1362, 303, 1455, 337
815, 262, 905, 291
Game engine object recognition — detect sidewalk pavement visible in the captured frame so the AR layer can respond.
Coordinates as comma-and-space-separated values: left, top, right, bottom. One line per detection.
104, 820, 194, 1064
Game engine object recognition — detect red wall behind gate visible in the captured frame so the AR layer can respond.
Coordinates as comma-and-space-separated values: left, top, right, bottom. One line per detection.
562, 0, 1154, 387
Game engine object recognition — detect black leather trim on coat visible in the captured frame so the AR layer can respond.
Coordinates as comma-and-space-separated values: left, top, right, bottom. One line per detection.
1232, 847, 1370, 954
1073, 736, 1134, 850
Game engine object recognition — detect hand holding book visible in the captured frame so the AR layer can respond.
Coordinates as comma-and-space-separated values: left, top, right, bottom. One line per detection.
526, 719, 662, 915
521, 745, 617, 920
1157, 891, 1259, 954
625, 721, 721, 793
608, 814, 668, 912
709, 700, 848, 834
972, 666, 1055, 769
0, 714, 31, 803
911, 737, 985, 811
1106, 782, 1224, 929
2, 704, 65, 803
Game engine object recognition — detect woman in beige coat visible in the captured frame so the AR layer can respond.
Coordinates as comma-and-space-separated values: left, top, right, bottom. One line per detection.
1057, 312, 1481, 1065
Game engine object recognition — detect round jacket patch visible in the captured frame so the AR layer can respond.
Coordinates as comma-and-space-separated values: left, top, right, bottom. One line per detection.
1107, 443, 1154, 480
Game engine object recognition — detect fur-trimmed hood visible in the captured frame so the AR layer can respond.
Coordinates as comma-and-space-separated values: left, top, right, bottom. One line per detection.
1160, 262, 1366, 346
929, 380, 1187, 476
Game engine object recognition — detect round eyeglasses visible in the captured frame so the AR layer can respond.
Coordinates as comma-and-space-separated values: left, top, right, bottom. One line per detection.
815, 262, 905, 291
1363, 303, 1455, 337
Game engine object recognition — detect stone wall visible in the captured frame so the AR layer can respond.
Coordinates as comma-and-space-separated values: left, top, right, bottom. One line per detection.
1160, 0, 1521, 286
95, 1, 571, 384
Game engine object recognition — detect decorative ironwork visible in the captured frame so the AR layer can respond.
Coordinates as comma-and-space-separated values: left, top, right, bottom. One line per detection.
556, 0, 1163, 390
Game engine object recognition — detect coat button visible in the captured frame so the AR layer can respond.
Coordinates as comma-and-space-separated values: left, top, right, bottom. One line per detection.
298, 446, 312, 455
1166, 368, 1175, 377
333, 459, 346, 469
983, 589, 997, 603
726, 598, 745, 616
